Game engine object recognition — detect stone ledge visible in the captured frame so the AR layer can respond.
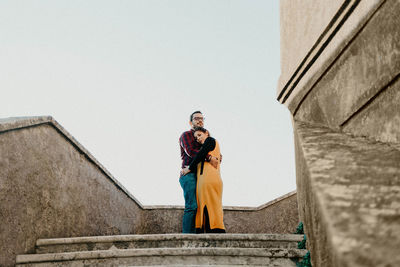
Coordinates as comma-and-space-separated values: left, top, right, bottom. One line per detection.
16, 247, 307, 264
36, 233, 304, 246
35, 233, 304, 254
294, 119, 400, 267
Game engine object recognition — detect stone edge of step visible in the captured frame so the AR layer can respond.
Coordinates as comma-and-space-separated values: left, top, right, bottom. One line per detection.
36, 234, 304, 246
17, 247, 308, 264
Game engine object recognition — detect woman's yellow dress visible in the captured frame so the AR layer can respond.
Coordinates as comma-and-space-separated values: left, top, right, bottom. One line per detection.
195, 140, 225, 231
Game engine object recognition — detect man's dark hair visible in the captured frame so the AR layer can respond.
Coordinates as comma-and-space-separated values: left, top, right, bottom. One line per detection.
190, 111, 202, 122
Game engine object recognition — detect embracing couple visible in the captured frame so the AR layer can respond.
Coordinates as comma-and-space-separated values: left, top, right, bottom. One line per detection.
179, 111, 225, 234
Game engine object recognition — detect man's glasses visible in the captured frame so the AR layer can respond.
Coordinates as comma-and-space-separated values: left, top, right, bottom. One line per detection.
193, 117, 205, 121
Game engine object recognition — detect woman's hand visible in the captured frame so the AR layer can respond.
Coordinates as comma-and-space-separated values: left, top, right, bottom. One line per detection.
181, 166, 190, 176
209, 156, 219, 169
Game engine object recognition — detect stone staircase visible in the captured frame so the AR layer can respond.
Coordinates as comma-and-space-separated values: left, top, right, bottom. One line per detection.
15, 233, 307, 266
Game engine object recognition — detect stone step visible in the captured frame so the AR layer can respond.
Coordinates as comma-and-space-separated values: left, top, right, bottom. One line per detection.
35, 233, 304, 254
16, 247, 307, 266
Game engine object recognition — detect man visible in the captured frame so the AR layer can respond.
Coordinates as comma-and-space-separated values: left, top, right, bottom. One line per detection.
179, 111, 218, 233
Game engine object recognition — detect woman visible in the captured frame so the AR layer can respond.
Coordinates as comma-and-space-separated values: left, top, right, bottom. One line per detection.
182, 127, 225, 233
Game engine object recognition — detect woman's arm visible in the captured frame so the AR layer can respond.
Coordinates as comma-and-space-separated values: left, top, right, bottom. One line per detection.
188, 137, 216, 171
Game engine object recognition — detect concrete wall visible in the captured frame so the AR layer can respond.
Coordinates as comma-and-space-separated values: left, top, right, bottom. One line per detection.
293, 0, 400, 139
294, 121, 400, 267
278, 0, 383, 107
141, 191, 299, 235
0, 116, 299, 266
0, 117, 143, 267
279, 0, 400, 266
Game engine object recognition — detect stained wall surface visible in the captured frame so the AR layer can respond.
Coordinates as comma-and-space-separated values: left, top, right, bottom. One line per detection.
279, 0, 400, 266
0, 118, 143, 266
293, 0, 400, 143
294, 121, 400, 267
278, 0, 383, 107
142, 192, 299, 235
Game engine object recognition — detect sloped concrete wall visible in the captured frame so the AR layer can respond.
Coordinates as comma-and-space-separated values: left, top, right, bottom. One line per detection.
0, 117, 143, 266
1, 117, 299, 266
279, 0, 400, 266
294, 121, 400, 267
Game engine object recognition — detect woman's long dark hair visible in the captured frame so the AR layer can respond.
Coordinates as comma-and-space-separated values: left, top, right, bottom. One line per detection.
193, 126, 211, 137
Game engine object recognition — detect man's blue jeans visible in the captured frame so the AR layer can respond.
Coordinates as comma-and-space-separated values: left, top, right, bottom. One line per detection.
179, 173, 197, 233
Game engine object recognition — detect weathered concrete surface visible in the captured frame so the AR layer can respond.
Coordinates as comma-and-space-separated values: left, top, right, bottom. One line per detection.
16, 247, 307, 267
279, 0, 341, 90
342, 75, 400, 146
294, 123, 335, 267
294, 120, 400, 267
0, 117, 143, 267
224, 192, 299, 234
279, 1, 400, 266
278, 0, 383, 106
1, 116, 299, 266
35, 233, 303, 253
293, 0, 400, 132
141, 191, 299, 235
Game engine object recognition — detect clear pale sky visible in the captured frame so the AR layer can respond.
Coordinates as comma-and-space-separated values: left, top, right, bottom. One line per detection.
0, 0, 295, 206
